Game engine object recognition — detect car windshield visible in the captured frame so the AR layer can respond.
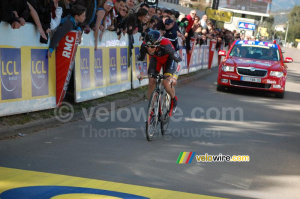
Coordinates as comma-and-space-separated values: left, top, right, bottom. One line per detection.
229, 44, 280, 61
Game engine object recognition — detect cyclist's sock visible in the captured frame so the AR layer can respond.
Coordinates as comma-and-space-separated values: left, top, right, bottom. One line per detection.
169, 96, 178, 117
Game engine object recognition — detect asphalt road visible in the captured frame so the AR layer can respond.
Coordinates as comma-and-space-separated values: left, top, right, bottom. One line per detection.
0, 47, 299, 199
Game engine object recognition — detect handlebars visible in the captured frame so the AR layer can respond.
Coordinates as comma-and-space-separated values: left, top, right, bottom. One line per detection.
138, 73, 174, 88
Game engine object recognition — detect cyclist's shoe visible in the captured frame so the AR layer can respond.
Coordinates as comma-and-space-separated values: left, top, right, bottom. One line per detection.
169, 96, 178, 117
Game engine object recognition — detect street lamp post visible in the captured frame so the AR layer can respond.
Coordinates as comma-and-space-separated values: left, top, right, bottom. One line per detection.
285, 22, 289, 43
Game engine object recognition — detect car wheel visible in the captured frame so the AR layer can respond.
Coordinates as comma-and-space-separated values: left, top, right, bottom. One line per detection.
217, 84, 225, 92
275, 91, 284, 99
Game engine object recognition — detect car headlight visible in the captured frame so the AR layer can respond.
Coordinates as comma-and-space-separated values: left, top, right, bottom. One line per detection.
222, 65, 234, 72
270, 71, 284, 78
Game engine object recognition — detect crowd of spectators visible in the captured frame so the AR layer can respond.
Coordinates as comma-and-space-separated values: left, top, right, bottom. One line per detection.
0, 0, 239, 53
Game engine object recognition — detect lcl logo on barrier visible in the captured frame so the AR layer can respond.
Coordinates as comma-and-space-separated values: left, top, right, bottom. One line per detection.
94, 49, 104, 87
31, 49, 49, 97
1, 48, 22, 100
120, 48, 128, 81
109, 49, 117, 84
80, 48, 91, 89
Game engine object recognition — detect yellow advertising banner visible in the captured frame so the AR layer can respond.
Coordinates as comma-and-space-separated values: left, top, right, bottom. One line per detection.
74, 46, 131, 102
295, 39, 300, 42
206, 8, 233, 23
259, 27, 269, 37
0, 46, 56, 116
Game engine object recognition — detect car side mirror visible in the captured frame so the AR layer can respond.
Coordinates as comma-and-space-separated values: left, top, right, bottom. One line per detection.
218, 50, 226, 56
284, 57, 293, 63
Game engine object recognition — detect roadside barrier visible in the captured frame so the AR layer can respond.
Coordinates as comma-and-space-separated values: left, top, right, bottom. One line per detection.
0, 22, 219, 117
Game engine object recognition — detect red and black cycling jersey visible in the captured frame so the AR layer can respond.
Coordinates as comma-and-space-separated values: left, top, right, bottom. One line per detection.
137, 37, 182, 64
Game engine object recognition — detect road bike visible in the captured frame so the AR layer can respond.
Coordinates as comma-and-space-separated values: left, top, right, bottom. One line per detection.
139, 74, 172, 141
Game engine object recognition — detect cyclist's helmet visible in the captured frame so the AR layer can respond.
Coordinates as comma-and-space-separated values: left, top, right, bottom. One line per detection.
145, 30, 162, 46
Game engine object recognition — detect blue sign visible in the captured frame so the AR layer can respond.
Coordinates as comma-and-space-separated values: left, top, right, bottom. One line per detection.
80, 48, 91, 89
120, 48, 128, 81
109, 49, 117, 84
94, 49, 104, 87
31, 49, 49, 97
238, 22, 256, 30
236, 40, 278, 49
1, 48, 22, 100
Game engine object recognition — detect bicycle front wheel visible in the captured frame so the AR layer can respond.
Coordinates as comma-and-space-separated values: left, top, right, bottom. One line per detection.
160, 92, 171, 135
146, 91, 160, 141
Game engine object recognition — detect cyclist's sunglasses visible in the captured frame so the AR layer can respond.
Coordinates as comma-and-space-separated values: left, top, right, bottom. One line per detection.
146, 45, 159, 49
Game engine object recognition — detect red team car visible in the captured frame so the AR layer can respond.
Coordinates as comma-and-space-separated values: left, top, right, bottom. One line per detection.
217, 40, 293, 98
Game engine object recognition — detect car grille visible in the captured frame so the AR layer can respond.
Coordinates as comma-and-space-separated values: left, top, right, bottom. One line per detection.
230, 80, 271, 89
237, 67, 267, 77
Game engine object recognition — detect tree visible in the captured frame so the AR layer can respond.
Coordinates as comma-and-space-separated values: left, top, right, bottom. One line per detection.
287, 6, 300, 42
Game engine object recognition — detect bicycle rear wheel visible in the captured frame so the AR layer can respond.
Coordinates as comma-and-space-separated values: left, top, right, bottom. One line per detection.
146, 91, 160, 141
160, 92, 171, 135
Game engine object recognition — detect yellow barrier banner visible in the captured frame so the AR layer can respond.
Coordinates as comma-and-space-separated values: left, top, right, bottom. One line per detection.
206, 8, 233, 23
0, 46, 56, 116
75, 46, 131, 102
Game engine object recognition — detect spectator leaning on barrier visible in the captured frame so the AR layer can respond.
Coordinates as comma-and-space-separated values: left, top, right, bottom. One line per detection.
148, 6, 156, 17
84, 0, 96, 27
163, 18, 179, 51
126, 0, 136, 13
48, 5, 86, 58
155, 8, 162, 18
185, 10, 196, 54
115, 5, 129, 40
0, 1, 20, 28
51, 0, 63, 30
59, 0, 85, 18
200, 14, 207, 30
127, 8, 148, 35
92, 0, 114, 50
28, 0, 52, 43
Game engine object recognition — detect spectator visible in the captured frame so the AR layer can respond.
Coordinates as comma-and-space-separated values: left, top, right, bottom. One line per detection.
28, 0, 51, 43
59, 0, 85, 18
115, 5, 129, 39
207, 21, 214, 32
48, 5, 86, 57
113, 0, 126, 32
92, 0, 114, 50
200, 35, 207, 45
164, 18, 179, 51
114, 0, 126, 14
0, 1, 21, 29
192, 15, 200, 36
84, 0, 97, 27
9, 0, 30, 28
126, 0, 136, 13
51, 0, 63, 30
139, 3, 149, 11
148, 6, 156, 17
127, 8, 148, 35
148, 15, 159, 30
156, 8, 162, 17
200, 14, 207, 29
185, 10, 196, 53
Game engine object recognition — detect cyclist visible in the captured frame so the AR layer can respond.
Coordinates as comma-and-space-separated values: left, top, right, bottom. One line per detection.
137, 30, 182, 116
